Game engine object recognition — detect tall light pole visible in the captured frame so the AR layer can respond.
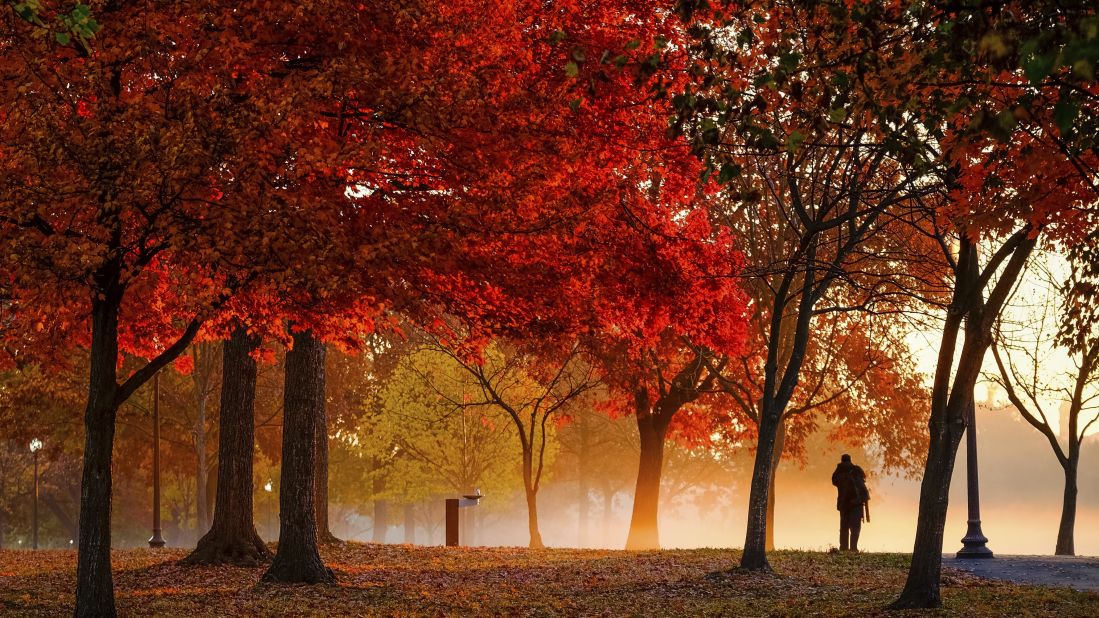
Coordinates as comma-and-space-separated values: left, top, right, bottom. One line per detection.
29, 438, 42, 550
957, 400, 993, 558
263, 480, 273, 540
148, 371, 166, 548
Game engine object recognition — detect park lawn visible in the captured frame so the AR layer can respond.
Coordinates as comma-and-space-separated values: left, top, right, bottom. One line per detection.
1, 543, 1096, 617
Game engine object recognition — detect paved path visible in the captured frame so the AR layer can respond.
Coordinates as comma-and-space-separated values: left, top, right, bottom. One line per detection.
946, 555, 1099, 591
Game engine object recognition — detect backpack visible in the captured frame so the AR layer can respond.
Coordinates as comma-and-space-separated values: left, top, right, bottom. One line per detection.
848, 469, 870, 504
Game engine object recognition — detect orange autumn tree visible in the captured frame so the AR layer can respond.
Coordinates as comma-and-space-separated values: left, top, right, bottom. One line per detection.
189, 0, 748, 582
0, 2, 293, 615
294, 0, 753, 557
3, 0, 745, 608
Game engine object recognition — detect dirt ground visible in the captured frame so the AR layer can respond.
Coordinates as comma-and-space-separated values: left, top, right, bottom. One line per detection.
2, 544, 1098, 616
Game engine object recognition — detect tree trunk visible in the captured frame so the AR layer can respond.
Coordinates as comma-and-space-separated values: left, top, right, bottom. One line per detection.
185, 327, 271, 566
741, 403, 782, 571
893, 233, 1034, 609
525, 485, 545, 549
403, 503, 415, 544
625, 412, 669, 550
519, 444, 545, 549
74, 296, 121, 618
1055, 462, 1078, 556
262, 329, 335, 584
765, 419, 786, 552
892, 311, 972, 609
891, 416, 966, 607
315, 388, 339, 544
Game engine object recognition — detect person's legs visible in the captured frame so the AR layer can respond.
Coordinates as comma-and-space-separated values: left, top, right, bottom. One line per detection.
839, 510, 849, 550
847, 505, 862, 551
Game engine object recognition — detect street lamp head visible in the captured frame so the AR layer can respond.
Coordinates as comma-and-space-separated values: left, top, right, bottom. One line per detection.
29, 438, 42, 453
264, 481, 273, 493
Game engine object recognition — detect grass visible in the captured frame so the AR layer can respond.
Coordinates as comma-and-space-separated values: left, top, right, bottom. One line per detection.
1, 543, 1097, 616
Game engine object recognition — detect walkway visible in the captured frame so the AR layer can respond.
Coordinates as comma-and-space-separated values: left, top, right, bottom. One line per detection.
948, 555, 1099, 592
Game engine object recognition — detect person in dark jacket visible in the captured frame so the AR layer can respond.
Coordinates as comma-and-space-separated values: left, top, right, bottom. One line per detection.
831, 453, 867, 552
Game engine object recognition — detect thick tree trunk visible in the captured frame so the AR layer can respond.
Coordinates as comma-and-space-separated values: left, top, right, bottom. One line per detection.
525, 485, 545, 549
742, 244, 819, 572
315, 390, 339, 544
185, 328, 270, 566
892, 312, 972, 609
741, 403, 782, 571
262, 330, 335, 584
893, 233, 1034, 609
74, 296, 121, 618
765, 419, 786, 552
891, 416, 966, 607
1055, 462, 1078, 556
520, 445, 545, 549
625, 412, 669, 550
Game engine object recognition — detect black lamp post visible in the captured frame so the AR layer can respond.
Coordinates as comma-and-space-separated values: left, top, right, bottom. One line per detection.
263, 480, 274, 539
148, 371, 166, 548
957, 400, 993, 558
29, 438, 42, 550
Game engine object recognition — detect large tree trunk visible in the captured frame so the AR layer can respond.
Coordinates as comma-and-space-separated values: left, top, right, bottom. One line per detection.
74, 296, 121, 618
521, 446, 545, 548
898, 410, 966, 606
893, 232, 1034, 609
315, 389, 339, 544
892, 308, 972, 609
741, 402, 782, 570
625, 412, 669, 550
1055, 462, 1078, 556
262, 329, 335, 584
741, 244, 818, 572
525, 484, 545, 549
185, 327, 270, 566
765, 419, 786, 552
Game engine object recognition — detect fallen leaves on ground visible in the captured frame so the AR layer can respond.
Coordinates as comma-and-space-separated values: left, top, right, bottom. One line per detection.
1, 543, 1096, 616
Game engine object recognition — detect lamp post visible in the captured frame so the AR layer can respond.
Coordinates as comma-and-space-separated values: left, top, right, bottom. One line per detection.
148, 371, 166, 548
957, 399, 993, 558
29, 438, 42, 550
263, 480, 273, 539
